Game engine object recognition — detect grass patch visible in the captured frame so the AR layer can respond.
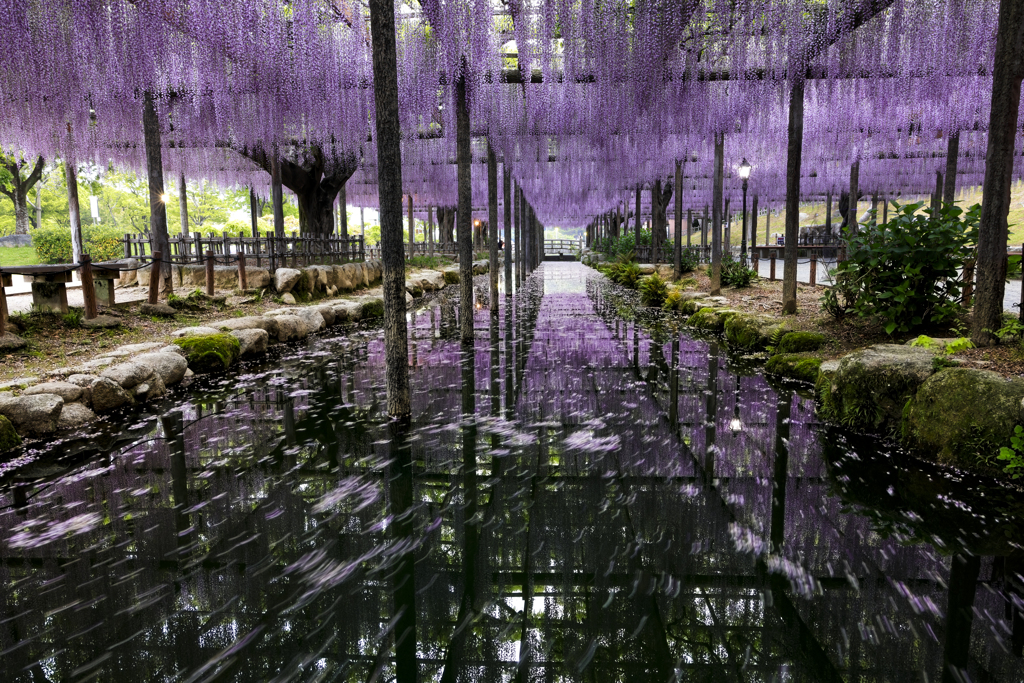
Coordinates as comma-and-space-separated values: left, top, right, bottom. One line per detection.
0, 246, 40, 267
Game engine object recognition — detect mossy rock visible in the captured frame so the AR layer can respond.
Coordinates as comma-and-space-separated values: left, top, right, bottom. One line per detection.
173, 333, 241, 373
765, 353, 822, 383
0, 414, 21, 451
688, 308, 741, 332
360, 299, 385, 318
724, 313, 788, 350
816, 344, 936, 433
443, 268, 460, 285
904, 368, 1024, 469
777, 331, 827, 354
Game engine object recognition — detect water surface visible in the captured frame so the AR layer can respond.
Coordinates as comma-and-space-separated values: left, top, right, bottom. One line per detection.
1, 262, 1022, 682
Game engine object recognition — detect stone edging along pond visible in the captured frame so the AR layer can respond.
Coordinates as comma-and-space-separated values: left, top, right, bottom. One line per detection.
0, 259, 491, 452
582, 255, 1024, 481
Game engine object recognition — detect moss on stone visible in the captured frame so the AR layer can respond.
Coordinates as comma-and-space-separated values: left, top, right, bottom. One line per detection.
360, 299, 385, 318
724, 313, 788, 350
0, 415, 21, 451
777, 331, 827, 354
688, 308, 741, 332
904, 367, 1024, 469
443, 269, 460, 285
815, 344, 935, 434
765, 353, 822, 383
173, 333, 241, 373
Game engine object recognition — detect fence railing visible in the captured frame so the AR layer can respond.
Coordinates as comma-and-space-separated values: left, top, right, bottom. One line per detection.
123, 231, 365, 272
364, 242, 460, 260
544, 239, 581, 254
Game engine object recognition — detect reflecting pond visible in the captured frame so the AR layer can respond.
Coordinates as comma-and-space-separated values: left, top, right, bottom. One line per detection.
2, 261, 1023, 682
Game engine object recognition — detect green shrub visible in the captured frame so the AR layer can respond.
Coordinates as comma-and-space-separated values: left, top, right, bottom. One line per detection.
823, 201, 980, 334
32, 225, 126, 264
679, 247, 700, 274
639, 274, 669, 307
706, 253, 757, 288
998, 425, 1024, 479
663, 291, 684, 312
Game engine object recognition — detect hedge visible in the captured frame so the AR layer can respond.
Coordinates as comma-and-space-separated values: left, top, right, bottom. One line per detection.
32, 226, 125, 264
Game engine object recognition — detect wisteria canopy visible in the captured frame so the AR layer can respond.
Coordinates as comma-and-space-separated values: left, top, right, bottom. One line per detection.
0, 0, 1016, 227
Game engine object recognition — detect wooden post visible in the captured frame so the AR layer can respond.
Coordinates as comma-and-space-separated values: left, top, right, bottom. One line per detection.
205, 249, 215, 296
963, 260, 975, 306
81, 254, 98, 319
770, 254, 776, 281
810, 253, 817, 287
238, 250, 247, 291
148, 250, 162, 304
752, 253, 759, 278
0, 273, 9, 337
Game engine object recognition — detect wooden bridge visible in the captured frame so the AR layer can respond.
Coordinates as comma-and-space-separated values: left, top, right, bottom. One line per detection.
544, 239, 581, 261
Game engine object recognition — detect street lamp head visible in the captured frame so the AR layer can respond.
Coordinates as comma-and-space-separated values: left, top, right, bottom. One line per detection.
738, 158, 752, 181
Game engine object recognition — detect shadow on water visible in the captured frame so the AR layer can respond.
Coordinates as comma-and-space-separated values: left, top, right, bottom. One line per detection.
2, 262, 1024, 681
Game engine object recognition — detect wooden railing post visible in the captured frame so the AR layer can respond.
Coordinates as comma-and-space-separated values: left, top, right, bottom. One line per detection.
810, 254, 817, 287
0, 272, 8, 337
770, 254, 776, 281
81, 254, 98, 319
238, 250, 247, 291
148, 250, 162, 304
206, 249, 215, 296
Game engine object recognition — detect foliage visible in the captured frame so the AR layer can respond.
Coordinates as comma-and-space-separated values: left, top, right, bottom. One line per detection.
910, 335, 975, 355
606, 259, 642, 289
678, 247, 700, 274
706, 252, 757, 288
639, 273, 668, 307
31, 224, 124, 263
61, 309, 83, 328
0, 415, 21, 452
823, 201, 980, 334
594, 227, 670, 262
408, 255, 455, 270
0, 246, 39, 266
994, 317, 1024, 345
997, 425, 1024, 479
662, 290, 683, 312
776, 331, 827, 354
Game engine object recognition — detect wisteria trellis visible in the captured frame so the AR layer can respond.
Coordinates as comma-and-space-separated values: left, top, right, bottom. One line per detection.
0, 0, 1017, 225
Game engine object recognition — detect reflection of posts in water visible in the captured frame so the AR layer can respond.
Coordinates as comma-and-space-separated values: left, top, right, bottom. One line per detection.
941, 553, 981, 683
161, 411, 190, 554
996, 557, 1024, 657
438, 344, 481, 683
703, 342, 719, 476
669, 336, 680, 428
489, 310, 502, 475
504, 303, 515, 422
769, 393, 791, 553
387, 418, 419, 683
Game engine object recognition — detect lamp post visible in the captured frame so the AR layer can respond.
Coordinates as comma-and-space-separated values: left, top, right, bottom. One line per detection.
738, 158, 751, 262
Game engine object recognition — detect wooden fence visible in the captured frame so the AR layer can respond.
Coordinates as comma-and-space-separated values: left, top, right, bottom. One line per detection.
123, 231, 365, 272
364, 242, 459, 260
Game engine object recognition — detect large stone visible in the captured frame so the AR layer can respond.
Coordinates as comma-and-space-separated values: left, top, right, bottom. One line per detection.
172, 326, 220, 339
179, 264, 258, 290
338, 264, 360, 291
405, 280, 424, 297
48, 357, 115, 377
81, 315, 121, 329
314, 305, 336, 326
137, 264, 181, 289
58, 403, 97, 430
816, 344, 937, 433
0, 393, 63, 435
133, 352, 189, 386
0, 333, 28, 351
904, 368, 1024, 468
0, 415, 21, 450
207, 316, 280, 339
777, 332, 828, 354
97, 342, 167, 359
271, 315, 310, 342
688, 308, 742, 333
765, 353, 823, 383
0, 377, 38, 391
133, 374, 167, 402
24, 381, 83, 403
442, 267, 460, 285
723, 314, 788, 350
116, 258, 141, 286
274, 268, 302, 293
174, 333, 241, 373
100, 361, 151, 391
331, 301, 362, 323
231, 329, 269, 356
306, 266, 331, 292
282, 292, 297, 305
91, 377, 132, 413
413, 270, 447, 291
140, 302, 178, 317
294, 308, 326, 332
357, 297, 385, 319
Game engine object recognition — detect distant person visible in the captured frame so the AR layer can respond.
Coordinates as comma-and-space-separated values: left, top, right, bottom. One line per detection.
498, 239, 504, 250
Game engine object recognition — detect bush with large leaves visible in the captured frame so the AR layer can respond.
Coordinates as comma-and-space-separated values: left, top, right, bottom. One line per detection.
824, 201, 979, 335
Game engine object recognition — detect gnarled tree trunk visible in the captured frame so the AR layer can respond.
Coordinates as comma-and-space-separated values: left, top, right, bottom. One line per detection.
0, 154, 44, 236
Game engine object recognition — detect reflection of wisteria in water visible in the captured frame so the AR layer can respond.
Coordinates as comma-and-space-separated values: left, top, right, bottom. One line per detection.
0, 262, 1022, 681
